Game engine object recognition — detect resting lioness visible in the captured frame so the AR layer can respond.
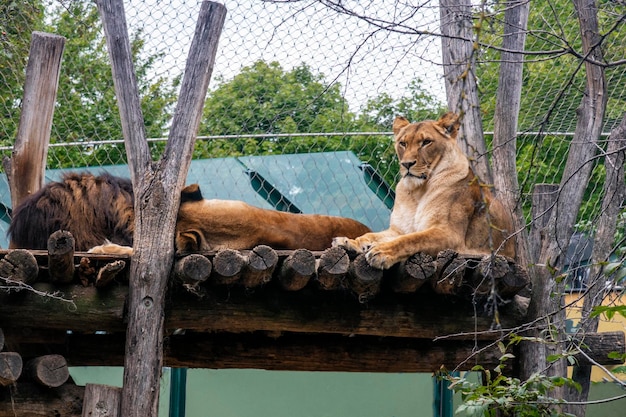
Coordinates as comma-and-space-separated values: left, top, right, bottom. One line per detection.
333, 112, 515, 269
8, 172, 371, 254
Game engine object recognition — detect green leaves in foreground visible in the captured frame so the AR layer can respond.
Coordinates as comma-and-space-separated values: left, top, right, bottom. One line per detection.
443, 339, 580, 417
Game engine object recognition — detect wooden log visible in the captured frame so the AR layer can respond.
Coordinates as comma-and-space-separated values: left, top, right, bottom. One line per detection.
48, 230, 76, 284
432, 249, 466, 295
347, 254, 382, 302
572, 331, 626, 365
278, 249, 316, 291
0, 282, 128, 333
391, 252, 435, 293
212, 249, 246, 285
60, 331, 505, 372
316, 246, 350, 290
174, 254, 211, 291
96, 0, 227, 414
0, 382, 84, 417
3, 32, 65, 210
0, 351, 22, 386
82, 383, 121, 417
470, 254, 510, 297
95, 260, 127, 288
242, 245, 277, 288
499, 261, 530, 297
0, 249, 39, 288
25, 354, 69, 388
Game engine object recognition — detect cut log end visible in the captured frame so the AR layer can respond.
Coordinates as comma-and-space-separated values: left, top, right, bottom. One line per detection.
47, 230, 75, 284
316, 246, 350, 290
278, 249, 316, 291
0, 352, 23, 386
26, 354, 69, 388
348, 254, 382, 302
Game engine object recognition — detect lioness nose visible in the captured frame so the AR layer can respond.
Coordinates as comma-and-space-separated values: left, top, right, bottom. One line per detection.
401, 161, 416, 170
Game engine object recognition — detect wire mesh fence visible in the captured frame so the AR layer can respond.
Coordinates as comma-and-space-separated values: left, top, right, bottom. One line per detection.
1, 0, 625, 275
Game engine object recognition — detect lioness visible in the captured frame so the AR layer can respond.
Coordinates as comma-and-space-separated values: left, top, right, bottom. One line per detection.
333, 112, 515, 269
8, 172, 371, 254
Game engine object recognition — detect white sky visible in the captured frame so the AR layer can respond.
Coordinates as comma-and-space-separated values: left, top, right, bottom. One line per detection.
124, 0, 446, 112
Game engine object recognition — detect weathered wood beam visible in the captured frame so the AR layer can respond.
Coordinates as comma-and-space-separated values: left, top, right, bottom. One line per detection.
6, 330, 622, 372
26, 332, 504, 373
82, 384, 121, 417
3, 32, 65, 211
0, 283, 525, 340
0, 382, 83, 417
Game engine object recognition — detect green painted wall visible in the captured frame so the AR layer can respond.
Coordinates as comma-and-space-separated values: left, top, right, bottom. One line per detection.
184, 369, 433, 417
70, 367, 433, 417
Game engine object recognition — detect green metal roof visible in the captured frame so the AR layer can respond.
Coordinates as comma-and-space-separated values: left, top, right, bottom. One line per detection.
0, 151, 392, 249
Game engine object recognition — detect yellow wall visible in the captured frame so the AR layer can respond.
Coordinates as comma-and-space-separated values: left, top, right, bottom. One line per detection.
565, 291, 626, 381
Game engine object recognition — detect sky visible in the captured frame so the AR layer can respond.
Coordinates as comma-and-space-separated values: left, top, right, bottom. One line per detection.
123, 0, 447, 112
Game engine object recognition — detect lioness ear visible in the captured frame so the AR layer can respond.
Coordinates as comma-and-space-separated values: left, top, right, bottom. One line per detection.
393, 116, 410, 136
437, 112, 460, 137
181, 184, 203, 203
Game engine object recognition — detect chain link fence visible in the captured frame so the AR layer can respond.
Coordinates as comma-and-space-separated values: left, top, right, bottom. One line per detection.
1, 0, 625, 257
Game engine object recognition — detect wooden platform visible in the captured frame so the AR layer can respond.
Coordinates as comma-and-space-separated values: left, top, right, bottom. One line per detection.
0, 245, 533, 373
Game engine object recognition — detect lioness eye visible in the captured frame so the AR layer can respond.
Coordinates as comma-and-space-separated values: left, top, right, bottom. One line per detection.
398, 141, 407, 147
422, 139, 432, 147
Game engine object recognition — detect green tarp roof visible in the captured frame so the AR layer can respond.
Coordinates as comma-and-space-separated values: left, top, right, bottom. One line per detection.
0, 151, 392, 249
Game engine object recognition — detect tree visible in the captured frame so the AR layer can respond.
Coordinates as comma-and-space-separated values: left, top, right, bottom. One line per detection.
276, 0, 626, 414
1, 1, 178, 168
0, 0, 44, 146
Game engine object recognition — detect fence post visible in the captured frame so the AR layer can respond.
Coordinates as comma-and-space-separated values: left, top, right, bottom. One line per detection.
3, 32, 65, 211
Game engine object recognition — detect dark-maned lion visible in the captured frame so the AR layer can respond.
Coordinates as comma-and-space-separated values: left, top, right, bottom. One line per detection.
8, 172, 371, 254
333, 112, 515, 269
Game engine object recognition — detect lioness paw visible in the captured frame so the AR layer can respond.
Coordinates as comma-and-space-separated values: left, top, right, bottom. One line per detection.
365, 245, 402, 269
332, 237, 364, 254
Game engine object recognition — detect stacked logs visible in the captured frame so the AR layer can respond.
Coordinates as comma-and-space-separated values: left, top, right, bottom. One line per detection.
0, 328, 70, 388
173, 245, 529, 302
0, 230, 530, 302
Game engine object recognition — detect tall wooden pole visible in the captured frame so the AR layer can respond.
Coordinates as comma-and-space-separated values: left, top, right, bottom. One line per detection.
96, 1, 226, 416
3, 32, 65, 211
439, 0, 492, 184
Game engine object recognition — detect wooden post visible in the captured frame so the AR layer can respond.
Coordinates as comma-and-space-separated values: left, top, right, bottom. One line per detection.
47, 230, 76, 284
439, 0, 491, 184
82, 384, 121, 417
3, 32, 65, 211
96, 1, 226, 416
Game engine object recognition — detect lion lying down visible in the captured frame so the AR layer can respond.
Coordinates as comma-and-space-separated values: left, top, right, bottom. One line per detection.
8, 172, 371, 255
333, 112, 516, 269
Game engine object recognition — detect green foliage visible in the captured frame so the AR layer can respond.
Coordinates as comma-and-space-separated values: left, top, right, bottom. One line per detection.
197, 61, 444, 186
0, 2, 177, 168
358, 78, 446, 128
43, 2, 177, 168
445, 339, 580, 417
0, 0, 44, 146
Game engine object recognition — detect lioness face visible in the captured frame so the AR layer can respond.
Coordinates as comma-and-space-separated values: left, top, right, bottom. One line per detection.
392, 113, 460, 188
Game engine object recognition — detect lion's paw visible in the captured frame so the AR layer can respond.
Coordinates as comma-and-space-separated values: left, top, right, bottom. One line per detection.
88, 242, 134, 255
